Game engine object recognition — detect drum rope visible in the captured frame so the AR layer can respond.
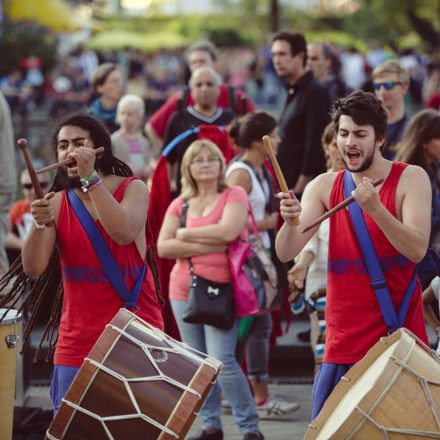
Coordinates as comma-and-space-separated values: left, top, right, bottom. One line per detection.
355, 406, 440, 438
56, 399, 179, 439
107, 323, 210, 370
391, 356, 440, 429
84, 356, 202, 398
117, 311, 222, 371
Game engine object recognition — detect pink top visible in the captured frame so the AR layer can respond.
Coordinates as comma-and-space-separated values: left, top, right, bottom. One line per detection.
166, 186, 248, 301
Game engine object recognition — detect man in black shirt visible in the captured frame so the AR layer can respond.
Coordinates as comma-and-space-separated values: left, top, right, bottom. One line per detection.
162, 65, 234, 195
271, 32, 330, 196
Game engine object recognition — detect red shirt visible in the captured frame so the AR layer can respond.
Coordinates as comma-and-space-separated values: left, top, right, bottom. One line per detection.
149, 84, 254, 139
9, 199, 30, 230
55, 178, 164, 367
325, 163, 427, 364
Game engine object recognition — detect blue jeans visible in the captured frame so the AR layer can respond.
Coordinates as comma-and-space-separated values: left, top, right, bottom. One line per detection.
50, 365, 80, 415
171, 300, 260, 434
245, 313, 273, 383
311, 362, 352, 419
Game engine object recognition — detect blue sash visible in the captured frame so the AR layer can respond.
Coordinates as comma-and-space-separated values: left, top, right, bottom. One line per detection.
67, 189, 146, 308
343, 172, 416, 333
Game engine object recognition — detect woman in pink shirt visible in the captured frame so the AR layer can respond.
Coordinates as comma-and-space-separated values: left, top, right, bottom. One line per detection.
158, 140, 263, 440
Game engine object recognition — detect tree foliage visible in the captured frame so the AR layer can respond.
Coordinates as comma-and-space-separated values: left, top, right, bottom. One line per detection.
0, 18, 58, 76
344, 0, 440, 51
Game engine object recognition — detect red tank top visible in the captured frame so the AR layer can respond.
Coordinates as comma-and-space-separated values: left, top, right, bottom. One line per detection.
326, 163, 427, 364
55, 177, 164, 367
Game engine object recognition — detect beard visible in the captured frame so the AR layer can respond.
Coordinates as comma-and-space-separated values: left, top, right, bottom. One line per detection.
56, 167, 82, 189
342, 148, 375, 173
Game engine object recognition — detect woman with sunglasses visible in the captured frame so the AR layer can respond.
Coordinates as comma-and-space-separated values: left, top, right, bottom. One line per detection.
396, 109, 440, 288
7, 169, 50, 259
158, 139, 263, 440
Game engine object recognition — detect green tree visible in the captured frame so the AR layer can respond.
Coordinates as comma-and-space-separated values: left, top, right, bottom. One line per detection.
345, 0, 440, 51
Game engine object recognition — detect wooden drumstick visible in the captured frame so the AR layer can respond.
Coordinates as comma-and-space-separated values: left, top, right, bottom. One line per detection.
18, 138, 56, 227
17, 139, 46, 200
35, 146, 105, 174
301, 177, 384, 233
262, 135, 300, 226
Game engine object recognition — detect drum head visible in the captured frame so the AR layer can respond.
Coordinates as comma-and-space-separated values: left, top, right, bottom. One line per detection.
317, 342, 397, 439
0, 309, 21, 325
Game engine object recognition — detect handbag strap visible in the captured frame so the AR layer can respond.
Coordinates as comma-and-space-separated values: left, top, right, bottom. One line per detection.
343, 172, 416, 333
241, 160, 271, 212
180, 200, 196, 273
67, 190, 147, 308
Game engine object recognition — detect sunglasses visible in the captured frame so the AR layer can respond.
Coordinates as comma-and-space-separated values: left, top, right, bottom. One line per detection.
22, 182, 49, 190
372, 81, 402, 91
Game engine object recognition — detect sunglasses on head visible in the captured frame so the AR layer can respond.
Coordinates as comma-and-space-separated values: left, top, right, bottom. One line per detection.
373, 81, 402, 91
22, 182, 49, 190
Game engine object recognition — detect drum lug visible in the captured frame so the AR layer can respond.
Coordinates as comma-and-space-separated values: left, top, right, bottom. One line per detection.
5, 334, 18, 348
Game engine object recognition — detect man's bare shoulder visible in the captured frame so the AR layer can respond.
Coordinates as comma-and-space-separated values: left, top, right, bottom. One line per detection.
304, 171, 338, 203
306, 171, 338, 192
400, 164, 430, 191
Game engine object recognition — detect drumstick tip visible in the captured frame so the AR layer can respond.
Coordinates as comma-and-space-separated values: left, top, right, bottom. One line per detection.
17, 138, 27, 149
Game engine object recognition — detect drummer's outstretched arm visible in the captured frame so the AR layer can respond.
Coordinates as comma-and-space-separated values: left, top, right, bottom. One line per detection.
22, 192, 60, 278
275, 173, 329, 262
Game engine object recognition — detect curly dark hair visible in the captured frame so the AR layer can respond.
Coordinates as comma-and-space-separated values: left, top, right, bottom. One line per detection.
331, 90, 387, 142
0, 113, 162, 361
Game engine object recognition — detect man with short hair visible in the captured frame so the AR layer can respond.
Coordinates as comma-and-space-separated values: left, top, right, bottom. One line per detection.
162, 66, 235, 196
372, 60, 410, 159
145, 41, 254, 151
271, 31, 330, 196
307, 42, 350, 105
275, 90, 430, 418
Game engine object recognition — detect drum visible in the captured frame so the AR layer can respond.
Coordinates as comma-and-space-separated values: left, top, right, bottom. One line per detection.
0, 308, 22, 440
305, 328, 440, 439
45, 308, 222, 440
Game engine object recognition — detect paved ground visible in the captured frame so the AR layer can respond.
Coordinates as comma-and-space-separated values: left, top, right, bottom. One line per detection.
187, 383, 313, 440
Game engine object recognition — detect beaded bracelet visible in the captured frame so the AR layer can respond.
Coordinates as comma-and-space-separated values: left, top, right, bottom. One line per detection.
85, 178, 103, 193
79, 170, 99, 187
82, 176, 102, 193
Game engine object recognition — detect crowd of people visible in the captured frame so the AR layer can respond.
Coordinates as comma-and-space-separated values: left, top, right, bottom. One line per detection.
0, 29, 440, 440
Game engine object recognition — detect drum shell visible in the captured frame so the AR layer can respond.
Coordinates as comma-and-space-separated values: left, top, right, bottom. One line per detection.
0, 309, 21, 440
46, 308, 222, 440
305, 329, 440, 439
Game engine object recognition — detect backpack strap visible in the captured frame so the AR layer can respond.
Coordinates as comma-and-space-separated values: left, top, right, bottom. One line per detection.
227, 85, 238, 115
67, 190, 147, 308
343, 171, 416, 333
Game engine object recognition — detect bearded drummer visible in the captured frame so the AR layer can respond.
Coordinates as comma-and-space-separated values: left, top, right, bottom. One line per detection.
1, 113, 164, 414
275, 90, 430, 418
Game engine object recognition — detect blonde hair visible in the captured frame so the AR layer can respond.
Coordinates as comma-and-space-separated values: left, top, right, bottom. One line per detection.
372, 60, 410, 84
180, 139, 227, 200
116, 94, 145, 120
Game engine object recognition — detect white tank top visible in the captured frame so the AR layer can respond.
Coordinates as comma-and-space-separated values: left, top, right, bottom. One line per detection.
226, 160, 271, 248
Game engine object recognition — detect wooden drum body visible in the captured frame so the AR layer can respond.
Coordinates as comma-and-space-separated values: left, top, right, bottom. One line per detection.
46, 309, 222, 440
305, 328, 440, 439
0, 308, 22, 440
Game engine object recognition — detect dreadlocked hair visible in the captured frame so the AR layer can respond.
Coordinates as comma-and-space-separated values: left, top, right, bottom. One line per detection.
0, 112, 162, 362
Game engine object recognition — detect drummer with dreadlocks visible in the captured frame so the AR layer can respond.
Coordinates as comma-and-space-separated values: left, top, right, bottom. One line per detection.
0, 113, 164, 414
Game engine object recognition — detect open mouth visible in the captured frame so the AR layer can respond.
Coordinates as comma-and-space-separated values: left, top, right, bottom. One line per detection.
67, 162, 78, 173
346, 150, 361, 161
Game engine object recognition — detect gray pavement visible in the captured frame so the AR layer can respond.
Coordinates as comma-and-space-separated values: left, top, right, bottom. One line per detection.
187, 383, 313, 440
